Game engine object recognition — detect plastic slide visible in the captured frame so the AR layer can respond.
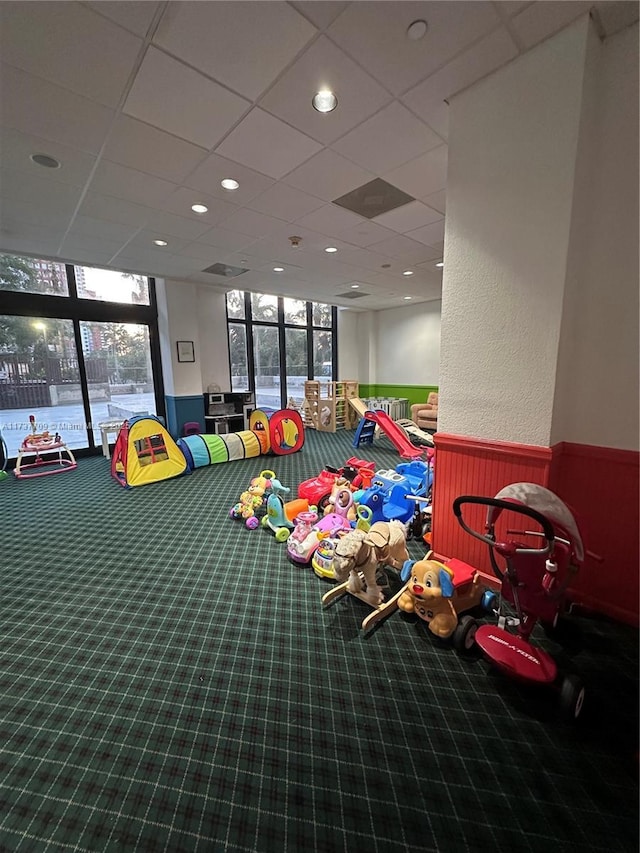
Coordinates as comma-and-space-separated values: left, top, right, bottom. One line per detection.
365, 410, 424, 459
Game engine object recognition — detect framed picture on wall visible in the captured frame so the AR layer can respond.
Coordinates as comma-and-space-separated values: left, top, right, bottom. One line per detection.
176, 340, 195, 363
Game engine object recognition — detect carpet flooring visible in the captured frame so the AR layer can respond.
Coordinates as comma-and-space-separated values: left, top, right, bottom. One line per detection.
0, 427, 637, 852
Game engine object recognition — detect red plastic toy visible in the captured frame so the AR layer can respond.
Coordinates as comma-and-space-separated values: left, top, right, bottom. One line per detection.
297, 456, 375, 511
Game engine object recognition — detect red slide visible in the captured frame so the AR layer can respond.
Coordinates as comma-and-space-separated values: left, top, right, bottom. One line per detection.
366, 410, 424, 459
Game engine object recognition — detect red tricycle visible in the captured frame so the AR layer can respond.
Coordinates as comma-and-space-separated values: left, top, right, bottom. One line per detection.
453, 482, 599, 722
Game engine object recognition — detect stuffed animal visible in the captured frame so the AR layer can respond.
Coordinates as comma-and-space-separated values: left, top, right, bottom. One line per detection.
332, 520, 409, 605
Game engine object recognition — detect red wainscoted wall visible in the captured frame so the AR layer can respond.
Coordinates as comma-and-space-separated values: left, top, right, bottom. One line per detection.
432, 434, 639, 627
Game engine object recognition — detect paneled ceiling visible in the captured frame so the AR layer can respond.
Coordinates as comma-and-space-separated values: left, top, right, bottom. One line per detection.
1, 1, 637, 311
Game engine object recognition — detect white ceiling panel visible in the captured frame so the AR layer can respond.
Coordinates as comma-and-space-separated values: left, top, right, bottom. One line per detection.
290, 1, 348, 30
124, 47, 251, 149
369, 234, 443, 264
332, 101, 442, 174
60, 232, 130, 263
282, 148, 375, 201
259, 36, 392, 144
140, 210, 214, 242
384, 145, 449, 200
69, 214, 142, 245
373, 201, 443, 234
216, 208, 291, 240
422, 189, 446, 214
85, 1, 161, 36
160, 187, 239, 226
184, 153, 275, 205
401, 27, 519, 136
102, 116, 208, 184
194, 227, 259, 253
294, 203, 364, 237
406, 218, 446, 247
154, 1, 316, 101
0, 64, 114, 154
334, 220, 395, 249
510, 2, 592, 50
1, 196, 77, 230
0, 2, 142, 108
247, 184, 325, 221
77, 192, 154, 229
216, 109, 322, 179
90, 160, 178, 208
0, 127, 97, 189
328, 1, 502, 95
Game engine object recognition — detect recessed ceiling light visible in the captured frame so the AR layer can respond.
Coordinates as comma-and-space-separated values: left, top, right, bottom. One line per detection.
351, 284, 360, 289
402, 270, 414, 276
407, 19, 428, 40
404, 296, 412, 301
191, 203, 208, 214
221, 178, 239, 191
325, 246, 338, 253
436, 261, 444, 268
153, 239, 168, 247
273, 267, 284, 272
30, 153, 61, 169
312, 90, 338, 113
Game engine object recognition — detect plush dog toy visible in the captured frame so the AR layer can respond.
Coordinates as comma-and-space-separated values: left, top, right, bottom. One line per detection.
332, 520, 409, 605
398, 558, 459, 638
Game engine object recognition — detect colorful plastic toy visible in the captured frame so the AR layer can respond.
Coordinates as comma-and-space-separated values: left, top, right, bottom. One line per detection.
357, 459, 432, 525
398, 553, 495, 651
287, 498, 352, 565
453, 482, 598, 721
14, 415, 77, 479
262, 478, 309, 542
230, 469, 274, 529
297, 456, 375, 511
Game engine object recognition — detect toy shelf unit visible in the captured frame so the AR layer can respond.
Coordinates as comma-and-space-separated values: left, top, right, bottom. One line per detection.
204, 392, 254, 435
303, 380, 359, 432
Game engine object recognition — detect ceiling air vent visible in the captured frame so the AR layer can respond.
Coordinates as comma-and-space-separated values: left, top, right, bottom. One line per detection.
333, 178, 415, 219
202, 262, 249, 277
334, 290, 369, 299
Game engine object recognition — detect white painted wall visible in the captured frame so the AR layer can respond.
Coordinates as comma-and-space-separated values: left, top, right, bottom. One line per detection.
552, 22, 639, 450
374, 300, 441, 386
441, 17, 591, 446
196, 288, 232, 391
336, 308, 360, 381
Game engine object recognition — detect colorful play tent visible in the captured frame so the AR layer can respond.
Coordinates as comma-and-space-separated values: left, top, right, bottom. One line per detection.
111, 415, 187, 488
178, 408, 304, 471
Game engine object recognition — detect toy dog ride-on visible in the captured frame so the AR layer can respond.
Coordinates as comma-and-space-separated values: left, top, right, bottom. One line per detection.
398, 553, 497, 652
453, 482, 595, 721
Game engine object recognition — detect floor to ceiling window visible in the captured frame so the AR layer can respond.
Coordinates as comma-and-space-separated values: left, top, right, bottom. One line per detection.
226, 290, 337, 410
0, 254, 163, 458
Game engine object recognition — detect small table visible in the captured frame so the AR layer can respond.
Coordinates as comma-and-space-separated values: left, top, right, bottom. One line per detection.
98, 420, 124, 459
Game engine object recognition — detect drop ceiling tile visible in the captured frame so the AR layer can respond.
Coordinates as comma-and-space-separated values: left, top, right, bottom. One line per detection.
369, 234, 443, 264
259, 36, 392, 145
1, 196, 78, 230
0, 127, 97, 188
594, 1, 640, 37
0, 224, 65, 258
85, 1, 160, 36
384, 146, 449, 201
60, 233, 130, 262
335, 220, 395, 249
290, 1, 348, 30
78, 192, 153, 228
216, 208, 289, 240
160, 187, 239, 226
195, 227, 259, 253
295, 204, 364, 237
124, 47, 250, 149
282, 148, 375, 202
0, 64, 114, 154
103, 116, 208, 184
422, 189, 446, 214
0, 166, 82, 208
91, 160, 178, 207
407, 219, 446, 247
332, 101, 442, 174
216, 109, 322, 180
141, 210, 214, 242
402, 27, 519, 138
328, 1, 501, 95
184, 153, 275, 204
373, 200, 442, 234
125, 229, 191, 254
1, 2, 142, 108
495, 1, 535, 19
247, 183, 325, 221
417, 256, 446, 272
178, 241, 231, 263
70, 214, 141, 244
510, 2, 592, 50
154, 1, 316, 101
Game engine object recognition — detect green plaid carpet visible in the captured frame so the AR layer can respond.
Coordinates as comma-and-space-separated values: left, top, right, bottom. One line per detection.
1, 428, 638, 852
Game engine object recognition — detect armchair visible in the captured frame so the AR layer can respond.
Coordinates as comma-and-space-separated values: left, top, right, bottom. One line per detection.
410, 392, 438, 431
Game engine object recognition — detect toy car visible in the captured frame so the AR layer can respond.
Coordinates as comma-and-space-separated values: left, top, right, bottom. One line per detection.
297, 456, 375, 511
